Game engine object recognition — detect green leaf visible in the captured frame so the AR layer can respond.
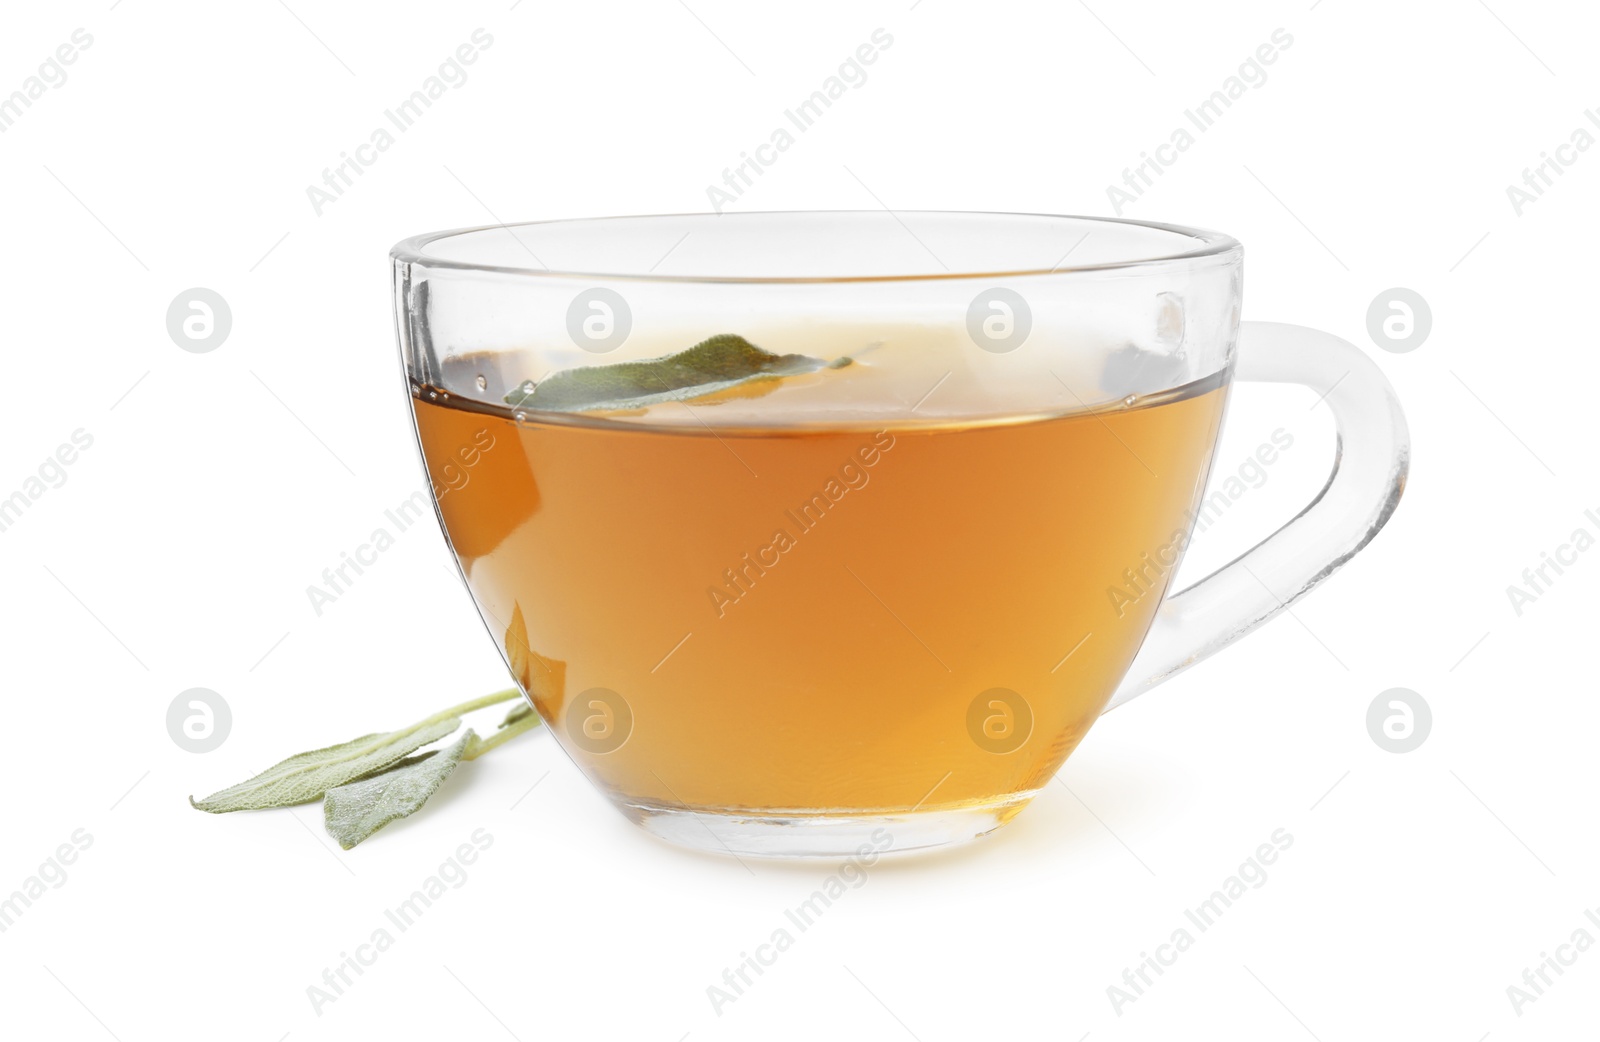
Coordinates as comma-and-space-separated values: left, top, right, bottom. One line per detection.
189, 717, 461, 813
323, 731, 475, 849
506, 333, 851, 412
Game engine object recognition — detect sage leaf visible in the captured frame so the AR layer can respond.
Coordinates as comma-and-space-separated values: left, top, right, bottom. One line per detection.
500, 702, 534, 728
378, 750, 439, 771
189, 716, 461, 813
323, 730, 474, 849
506, 333, 850, 412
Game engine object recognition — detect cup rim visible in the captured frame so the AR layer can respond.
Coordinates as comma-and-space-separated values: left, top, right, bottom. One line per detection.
390, 210, 1242, 285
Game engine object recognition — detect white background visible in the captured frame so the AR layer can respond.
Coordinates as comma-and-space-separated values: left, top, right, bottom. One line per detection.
1, 1, 1595, 1039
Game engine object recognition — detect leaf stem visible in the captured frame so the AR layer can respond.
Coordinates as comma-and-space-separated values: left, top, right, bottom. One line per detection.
411, 687, 523, 733
463, 710, 542, 761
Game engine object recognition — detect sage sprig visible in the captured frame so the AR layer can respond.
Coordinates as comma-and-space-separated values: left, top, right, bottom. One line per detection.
191, 687, 544, 848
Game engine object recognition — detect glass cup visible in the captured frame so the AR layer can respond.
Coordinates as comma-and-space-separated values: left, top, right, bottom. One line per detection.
391, 212, 1408, 859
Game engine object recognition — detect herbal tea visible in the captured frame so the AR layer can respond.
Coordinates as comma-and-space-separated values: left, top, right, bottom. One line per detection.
410, 343, 1227, 821
388, 212, 1409, 859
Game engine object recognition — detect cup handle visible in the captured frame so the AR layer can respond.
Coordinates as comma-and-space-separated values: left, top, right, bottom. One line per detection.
1103, 321, 1410, 712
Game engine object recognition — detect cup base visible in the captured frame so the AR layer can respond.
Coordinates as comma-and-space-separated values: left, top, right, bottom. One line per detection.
619, 791, 1038, 859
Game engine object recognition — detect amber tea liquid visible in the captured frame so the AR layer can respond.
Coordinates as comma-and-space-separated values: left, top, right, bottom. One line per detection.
412, 371, 1227, 820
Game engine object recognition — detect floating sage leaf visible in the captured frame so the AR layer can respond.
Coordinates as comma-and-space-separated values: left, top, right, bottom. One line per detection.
323, 730, 475, 849
506, 333, 851, 413
189, 716, 462, 813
